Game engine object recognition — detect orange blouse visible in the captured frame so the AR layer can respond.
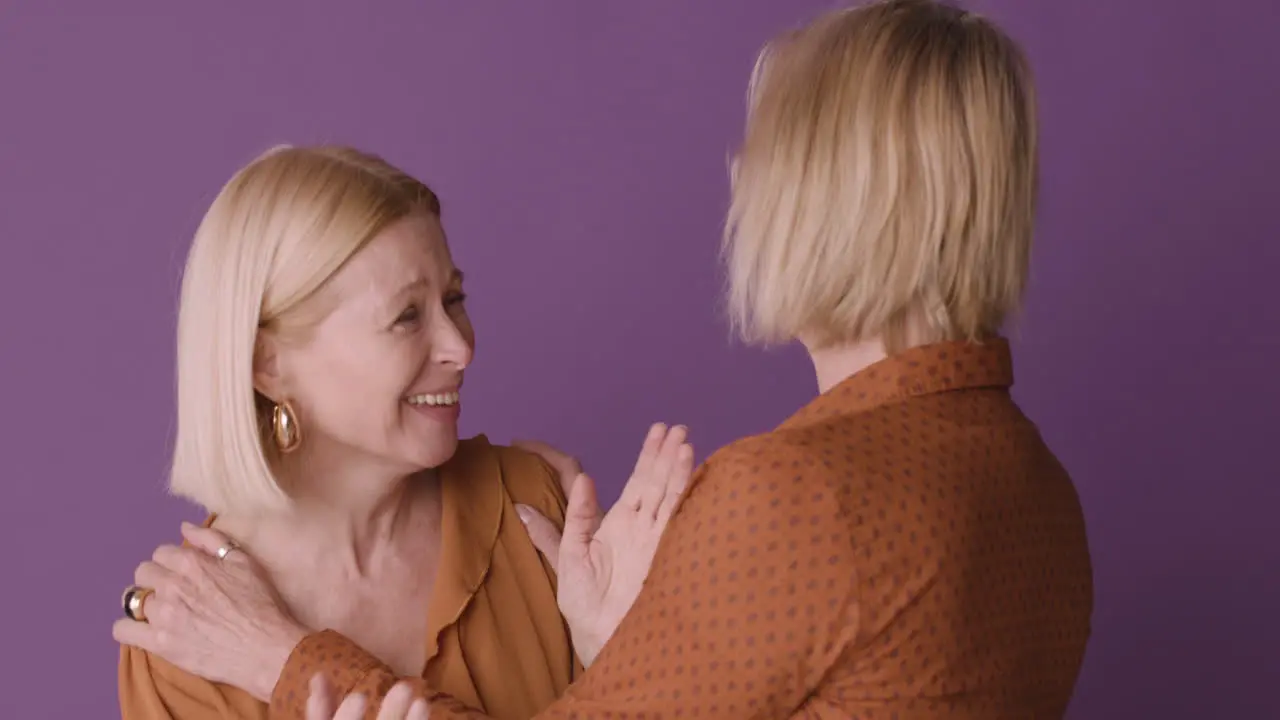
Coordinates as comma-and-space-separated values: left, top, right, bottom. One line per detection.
272, 339, 1094, 719
118, 436, 581, 719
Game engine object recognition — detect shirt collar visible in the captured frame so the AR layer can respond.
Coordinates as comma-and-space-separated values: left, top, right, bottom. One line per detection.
778, 337, 1014, 430
424, 434, 504, 660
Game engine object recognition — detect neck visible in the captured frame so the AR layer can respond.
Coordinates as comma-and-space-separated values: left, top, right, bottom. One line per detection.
805, 337, 889, 394
236, 442, 430, 578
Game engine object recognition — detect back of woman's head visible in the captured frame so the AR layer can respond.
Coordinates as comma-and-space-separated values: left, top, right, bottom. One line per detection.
725, 0, 1037, 353
170, 145, 441, 514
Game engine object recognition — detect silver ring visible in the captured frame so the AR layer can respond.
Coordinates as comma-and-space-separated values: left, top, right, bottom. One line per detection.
215, 542, 240, 561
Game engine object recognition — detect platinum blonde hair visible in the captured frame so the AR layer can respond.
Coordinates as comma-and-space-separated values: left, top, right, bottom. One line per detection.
169, 145, 441, 514
725, 0, 1038, 352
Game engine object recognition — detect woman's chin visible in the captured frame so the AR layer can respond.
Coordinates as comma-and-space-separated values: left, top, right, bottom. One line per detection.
404, 434, 460, 470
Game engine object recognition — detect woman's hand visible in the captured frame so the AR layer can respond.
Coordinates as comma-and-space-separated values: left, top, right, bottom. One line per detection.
112, 523, 309, 702
516, 424, 694, 666
510, 438, 590, 576
306, 675, 429, 720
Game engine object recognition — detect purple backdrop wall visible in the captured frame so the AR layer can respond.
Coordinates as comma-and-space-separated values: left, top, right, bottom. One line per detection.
1, 1, 1275, 717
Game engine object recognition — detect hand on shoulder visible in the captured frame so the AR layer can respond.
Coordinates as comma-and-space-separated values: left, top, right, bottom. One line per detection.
507, 424, 695, 666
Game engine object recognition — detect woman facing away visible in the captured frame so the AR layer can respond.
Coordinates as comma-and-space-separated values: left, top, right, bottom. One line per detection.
127, 1, 1095, 718
112, 144, 695, 719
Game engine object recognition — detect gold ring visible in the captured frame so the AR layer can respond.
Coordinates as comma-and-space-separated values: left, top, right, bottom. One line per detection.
122, 585, 155, 623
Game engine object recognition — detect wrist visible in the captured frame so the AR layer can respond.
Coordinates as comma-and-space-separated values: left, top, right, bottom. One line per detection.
250, 621, 309, 702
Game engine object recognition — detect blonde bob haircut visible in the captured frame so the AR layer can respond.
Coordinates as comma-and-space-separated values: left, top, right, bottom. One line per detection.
169, 145, 442, 514
725, 0, 1038, 353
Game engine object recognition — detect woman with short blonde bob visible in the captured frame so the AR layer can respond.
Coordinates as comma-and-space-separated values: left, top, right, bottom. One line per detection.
112, 145, 695, 719
312, 1, 1092, 717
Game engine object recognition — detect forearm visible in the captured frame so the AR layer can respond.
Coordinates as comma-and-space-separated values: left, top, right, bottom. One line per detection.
121, 644, 265, 720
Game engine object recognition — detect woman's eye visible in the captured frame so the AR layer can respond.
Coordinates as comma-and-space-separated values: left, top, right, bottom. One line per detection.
395, 305, 421, 325
445, 292, 467, 307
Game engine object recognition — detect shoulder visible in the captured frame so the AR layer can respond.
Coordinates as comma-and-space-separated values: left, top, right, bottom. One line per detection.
703, 431, 817, 478
453, 435, 568, 523
677, 430, 865, 539
699, 428, 868, 498
643, 430, 864, 646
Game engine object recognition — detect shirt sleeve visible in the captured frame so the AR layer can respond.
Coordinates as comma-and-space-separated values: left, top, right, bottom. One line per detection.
268, 631, 488, 719
271, 442, 862, 719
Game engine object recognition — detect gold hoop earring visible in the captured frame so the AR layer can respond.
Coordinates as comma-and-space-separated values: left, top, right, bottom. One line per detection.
272, 401, 302, 453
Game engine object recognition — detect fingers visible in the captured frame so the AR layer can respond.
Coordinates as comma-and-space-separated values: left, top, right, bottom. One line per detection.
515, 504, 564, 574
113, 589, 180, 651
619, 423, 668, 509
332, 691, 368, 720
112, 616, 155, 650
639, 425, 687, 518
559, 473, 601, 568
306, 673, 337, 720
631, 423, 667, 478
152, 543, 211, 579
655, 442, 695, 524
130, 561, 181, 626
617, 423, 691, 520
375, 681, 417, 720
133, 560, 175, 590
179, 521, 235, 556
313, 680, 421, 720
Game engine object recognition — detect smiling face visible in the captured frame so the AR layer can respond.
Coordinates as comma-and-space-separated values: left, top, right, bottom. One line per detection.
255, 212, 474, 475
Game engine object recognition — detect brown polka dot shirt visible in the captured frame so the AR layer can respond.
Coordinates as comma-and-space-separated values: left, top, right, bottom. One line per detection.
275, 338, 1093, 719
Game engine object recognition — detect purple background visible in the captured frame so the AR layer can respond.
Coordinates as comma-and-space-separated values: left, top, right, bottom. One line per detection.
1, 1, 1276, 717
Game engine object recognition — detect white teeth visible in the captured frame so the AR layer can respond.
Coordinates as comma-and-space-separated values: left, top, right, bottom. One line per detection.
407, 391, 459, 407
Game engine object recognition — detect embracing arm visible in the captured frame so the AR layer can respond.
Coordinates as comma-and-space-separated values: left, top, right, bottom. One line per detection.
120, 644, 265, 719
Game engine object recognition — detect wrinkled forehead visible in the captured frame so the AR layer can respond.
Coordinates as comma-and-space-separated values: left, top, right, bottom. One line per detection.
329, 214, 458, 305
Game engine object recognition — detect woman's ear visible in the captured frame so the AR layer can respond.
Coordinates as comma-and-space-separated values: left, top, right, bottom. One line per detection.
253, 333, 286, 402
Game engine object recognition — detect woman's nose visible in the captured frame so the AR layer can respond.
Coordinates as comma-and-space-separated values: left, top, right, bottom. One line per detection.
430, 317, 473, 369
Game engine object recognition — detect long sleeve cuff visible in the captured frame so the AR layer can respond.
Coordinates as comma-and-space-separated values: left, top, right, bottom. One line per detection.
268, 630, 386, 719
